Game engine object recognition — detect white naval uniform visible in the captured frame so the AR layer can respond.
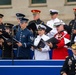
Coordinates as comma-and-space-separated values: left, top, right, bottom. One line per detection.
34, 34, 50, 60
74, 36, 76, 42
46, 18, 64, 38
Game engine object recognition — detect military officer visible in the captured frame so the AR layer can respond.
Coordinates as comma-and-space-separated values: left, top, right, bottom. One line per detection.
61, 43, 76, 75
48, 22, 70, 59
13, 13, 25, 36
13, 13, 26, 57
0, 14, 5, 58
0, 23, 14, 59
46, 9, 65, 38
15, 17, 33, 59
32, 25, 50, 60
27, 9, 44, 37
0, 14, 5, 42
0, 14, 5, 31
68, 8, 76, 46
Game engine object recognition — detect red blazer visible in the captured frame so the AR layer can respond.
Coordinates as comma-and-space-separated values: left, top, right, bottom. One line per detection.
52, 31, 70, 59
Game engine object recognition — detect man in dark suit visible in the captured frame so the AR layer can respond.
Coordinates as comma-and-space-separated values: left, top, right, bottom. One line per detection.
61, 43, 76, 75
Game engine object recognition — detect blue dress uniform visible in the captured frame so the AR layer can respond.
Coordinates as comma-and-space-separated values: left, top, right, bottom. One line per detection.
13, 13, 25, 36
16, 28, 33, 59
13, 24, 20, 36
13, 13, 25, 57
15, 18, 33, 59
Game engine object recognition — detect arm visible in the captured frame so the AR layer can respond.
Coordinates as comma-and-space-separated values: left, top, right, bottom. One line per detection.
60, 58, 69, 75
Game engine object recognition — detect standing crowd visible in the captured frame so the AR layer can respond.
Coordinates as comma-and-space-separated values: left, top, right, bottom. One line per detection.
0, 8, 76, 61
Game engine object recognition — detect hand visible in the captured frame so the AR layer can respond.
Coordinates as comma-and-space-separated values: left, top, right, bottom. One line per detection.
62, 72, 67, 75
16, 42, 22, 47
31, 46, 35, 50
38, 48, 42, 51
0, 39, 4, 46
0, 38, 4, 43
73, 30, 76, 34
0, 42, 2, 46
7, 42, 12, 45
0, 32, 2, 35
47, 42, 53, 48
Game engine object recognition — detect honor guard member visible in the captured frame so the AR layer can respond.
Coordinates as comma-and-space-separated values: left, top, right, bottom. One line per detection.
13, 13, 25, 36
32, 25, 50, 60
0, 14, 5, 57
69, 8, 76, 46
13, 13, 25, 57
46, 9, 65, 38
27, 9, 44, 37
61, 43, 76, 75
4, 23, 14, 35
15, 17, 33, 59
48, 22, 70, 59
0, 23, 14, 59
0, 14, 5, 42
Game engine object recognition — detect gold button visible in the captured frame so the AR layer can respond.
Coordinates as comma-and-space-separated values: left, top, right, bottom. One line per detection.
75, 64, 76, 66
69, 67, 71, 70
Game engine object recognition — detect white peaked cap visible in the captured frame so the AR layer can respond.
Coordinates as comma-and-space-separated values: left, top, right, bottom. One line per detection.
38, 24, 46, 30
49, 9, 59, 13
54, 21, 65, 27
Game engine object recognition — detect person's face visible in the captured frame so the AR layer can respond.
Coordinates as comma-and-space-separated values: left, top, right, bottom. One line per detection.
0, 18, 3, 24
20, 22, 27, 29
17, 18, 20, 24
33, 14, 40, 20
38, 29, 45, 36
72, 49, 76, 55
5, 28, 10, 33
51, 14, 58, 19
56, 25, 64, 32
